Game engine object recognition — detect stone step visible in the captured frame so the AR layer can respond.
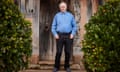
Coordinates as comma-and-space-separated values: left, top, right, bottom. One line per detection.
28, 64, 81, 70
28, 62, 85, 70
26, 60, 86, 72
39, 61, 73, 65
21, 70, 86, 72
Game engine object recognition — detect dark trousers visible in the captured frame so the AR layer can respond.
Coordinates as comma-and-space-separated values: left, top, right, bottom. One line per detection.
54, 33, 73, 69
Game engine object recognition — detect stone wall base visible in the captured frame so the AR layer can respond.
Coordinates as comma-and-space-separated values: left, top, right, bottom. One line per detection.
30, 55, 39, 64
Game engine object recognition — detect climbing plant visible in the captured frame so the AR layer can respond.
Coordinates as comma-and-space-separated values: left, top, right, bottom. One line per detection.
0, 0, 32, 72
82, 0, 120, 72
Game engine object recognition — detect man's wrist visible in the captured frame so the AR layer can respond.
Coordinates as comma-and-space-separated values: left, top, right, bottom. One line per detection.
71, 33, 75, 36
54, 34, 58, 37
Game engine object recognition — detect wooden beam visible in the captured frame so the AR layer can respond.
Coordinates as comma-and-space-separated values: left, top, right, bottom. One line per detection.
92, 0, 99, 15
80, 0, 87, 41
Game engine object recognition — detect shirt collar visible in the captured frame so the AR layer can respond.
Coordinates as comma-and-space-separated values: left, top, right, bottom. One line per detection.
60, 11, 67, 14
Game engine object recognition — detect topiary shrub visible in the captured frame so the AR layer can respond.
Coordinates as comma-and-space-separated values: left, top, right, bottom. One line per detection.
0, 0, 32, 72
82, 0, 120, 72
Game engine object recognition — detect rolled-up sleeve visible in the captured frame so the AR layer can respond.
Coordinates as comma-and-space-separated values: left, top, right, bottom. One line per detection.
71, 16, 77, 36
51, 15, 58, 37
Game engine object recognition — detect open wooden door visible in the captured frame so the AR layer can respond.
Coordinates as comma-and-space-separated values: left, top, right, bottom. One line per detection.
39, 0, 81, 63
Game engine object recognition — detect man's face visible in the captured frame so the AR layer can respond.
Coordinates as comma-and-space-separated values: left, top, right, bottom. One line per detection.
59, 3, 67, 12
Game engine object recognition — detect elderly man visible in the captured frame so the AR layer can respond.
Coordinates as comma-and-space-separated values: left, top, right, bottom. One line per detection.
51, 1, 77, 72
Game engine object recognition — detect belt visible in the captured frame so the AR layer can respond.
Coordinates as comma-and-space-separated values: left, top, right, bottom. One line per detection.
57, 31, 71, 35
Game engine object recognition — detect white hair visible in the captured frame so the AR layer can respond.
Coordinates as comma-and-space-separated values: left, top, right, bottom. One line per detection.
59, 2, 67, 7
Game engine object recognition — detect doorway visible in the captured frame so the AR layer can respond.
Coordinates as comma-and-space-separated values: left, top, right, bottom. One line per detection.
39, 0, 81, 62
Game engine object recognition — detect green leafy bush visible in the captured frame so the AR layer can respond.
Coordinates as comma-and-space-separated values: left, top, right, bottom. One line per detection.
0, 0, 32, 72
82, 0, 120, 72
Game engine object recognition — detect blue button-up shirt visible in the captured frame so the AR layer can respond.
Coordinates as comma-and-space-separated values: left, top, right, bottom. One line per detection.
51, 11, 77, 37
